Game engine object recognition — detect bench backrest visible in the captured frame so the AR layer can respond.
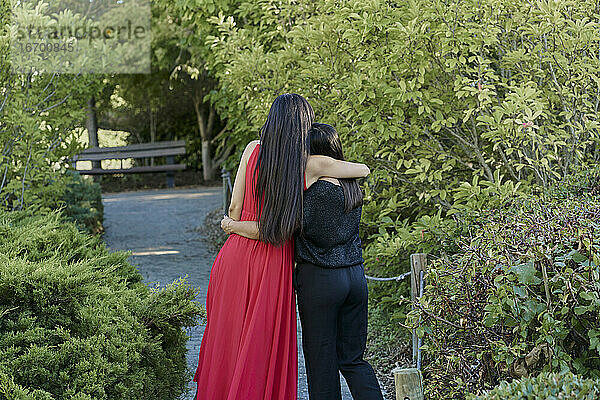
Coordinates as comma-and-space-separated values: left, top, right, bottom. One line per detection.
72, 140, 186, 162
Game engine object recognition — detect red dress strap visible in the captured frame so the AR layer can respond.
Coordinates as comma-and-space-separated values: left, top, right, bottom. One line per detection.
303, 173, 307, 191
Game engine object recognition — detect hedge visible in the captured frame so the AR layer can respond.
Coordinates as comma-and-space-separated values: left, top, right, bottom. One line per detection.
0, 210, 204, 400
57, 170, 104, 236
406, 179, 600, 399
468, 370, 600, 400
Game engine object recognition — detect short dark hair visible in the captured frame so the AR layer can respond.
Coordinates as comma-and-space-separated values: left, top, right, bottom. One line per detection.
308, 123, 363, 212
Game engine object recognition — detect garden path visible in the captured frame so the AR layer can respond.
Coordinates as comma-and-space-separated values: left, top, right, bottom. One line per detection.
100, 186, 355, 399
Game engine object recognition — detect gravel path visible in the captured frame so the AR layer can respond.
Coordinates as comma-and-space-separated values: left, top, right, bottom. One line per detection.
101, 186, 357, 399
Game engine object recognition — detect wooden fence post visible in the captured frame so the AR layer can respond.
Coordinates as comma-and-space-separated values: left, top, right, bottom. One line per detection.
410, 253, 427, 365
393, 367, 424, 400
394, 253, 427, 400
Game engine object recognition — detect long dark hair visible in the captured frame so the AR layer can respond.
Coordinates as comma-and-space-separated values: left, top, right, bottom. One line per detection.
254, 93, 315, 246
308, 123, 363, 212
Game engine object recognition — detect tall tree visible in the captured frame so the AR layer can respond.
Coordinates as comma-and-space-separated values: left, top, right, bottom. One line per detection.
155, 0, 235, 180
95, 2, 231, 180
0, 0, 106, 211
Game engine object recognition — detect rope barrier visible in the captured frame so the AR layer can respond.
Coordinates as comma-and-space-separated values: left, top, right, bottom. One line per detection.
364, 271, 411, 282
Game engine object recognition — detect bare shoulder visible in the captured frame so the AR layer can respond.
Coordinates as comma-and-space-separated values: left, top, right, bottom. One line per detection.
245, 140, 260, 152
305, 155, 330, 188
241, 140, 260, 161
305, 155, 322, 176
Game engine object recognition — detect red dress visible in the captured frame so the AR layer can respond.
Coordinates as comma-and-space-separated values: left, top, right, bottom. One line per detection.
194, 143, 297, 400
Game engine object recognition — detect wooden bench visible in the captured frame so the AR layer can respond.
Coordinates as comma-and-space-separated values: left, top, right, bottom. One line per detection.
70, 140, 187, 188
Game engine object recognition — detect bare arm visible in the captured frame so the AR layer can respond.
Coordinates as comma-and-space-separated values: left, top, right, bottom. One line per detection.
221, 216, 259, 240
305, 155, 370, 189
228, 140, 260, 220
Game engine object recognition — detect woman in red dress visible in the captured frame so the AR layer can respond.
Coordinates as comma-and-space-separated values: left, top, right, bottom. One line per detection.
193, 93, 369, 400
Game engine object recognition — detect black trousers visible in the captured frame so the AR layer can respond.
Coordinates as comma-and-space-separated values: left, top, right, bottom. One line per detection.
294, 262, 384, 400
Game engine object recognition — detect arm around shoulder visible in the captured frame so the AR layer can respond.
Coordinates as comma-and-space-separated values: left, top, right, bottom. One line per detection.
306, 155, 370, 187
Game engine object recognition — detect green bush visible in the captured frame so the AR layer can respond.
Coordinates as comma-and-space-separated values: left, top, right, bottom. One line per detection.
0, 210, 204, 400
406, 184, 600, 399
546, 165, 600, 201
169, 0, 600, 263
57, 170, 104, 236
467, 370, 600, 400
1, 1, 104, 214
165, 1, 600, 371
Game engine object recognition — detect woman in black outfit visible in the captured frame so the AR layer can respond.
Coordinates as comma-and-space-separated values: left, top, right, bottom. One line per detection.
295, 123, 383, 400
222, 122, 383, 400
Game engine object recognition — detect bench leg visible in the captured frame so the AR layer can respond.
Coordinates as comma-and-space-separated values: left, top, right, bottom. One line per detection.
166, 172, 174, 188
166, 156, 175, 188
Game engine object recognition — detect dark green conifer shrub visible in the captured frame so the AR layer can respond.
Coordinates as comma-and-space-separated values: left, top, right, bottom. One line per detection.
58, 170, 104, 236
0, 210, 204, 400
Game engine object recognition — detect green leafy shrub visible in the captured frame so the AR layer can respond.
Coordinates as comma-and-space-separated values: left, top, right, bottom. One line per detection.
363, 171, 526, 360
0, 210, 204, 400
166, 0, 600, 366
467, 370, 600, 400
546, 165, 600, 201
171, 0, 600, 242
406, 187, 600, 399
57, 170, 104, 236
0, 1, 104, 214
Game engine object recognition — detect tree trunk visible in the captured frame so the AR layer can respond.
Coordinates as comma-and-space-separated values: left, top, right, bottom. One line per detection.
192, 92, 216, 182
202, 139, 212, 181
87, 96, 99, 148
87, 96, 101, 181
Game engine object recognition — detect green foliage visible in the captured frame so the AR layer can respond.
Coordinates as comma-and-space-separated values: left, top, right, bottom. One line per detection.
0, 210, 204, 400
405, 185, 600, 399
363, 170, 526, 337
0, 0, 105, 213
467, 370, 600, 400
170, 0, 600, 292
57, 170, 104, 236
546, 165, 600, 200
142, 0, 231, 180
191, 0, 599, 208
364, 297, 411, 393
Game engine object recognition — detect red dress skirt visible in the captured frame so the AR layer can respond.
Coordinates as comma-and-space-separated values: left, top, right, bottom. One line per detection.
193, 143, 297, 400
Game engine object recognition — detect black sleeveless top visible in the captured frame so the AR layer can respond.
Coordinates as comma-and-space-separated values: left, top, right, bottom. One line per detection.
294, 179, 364, 268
